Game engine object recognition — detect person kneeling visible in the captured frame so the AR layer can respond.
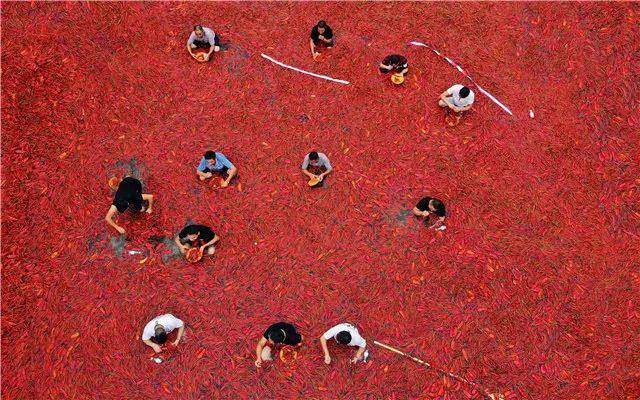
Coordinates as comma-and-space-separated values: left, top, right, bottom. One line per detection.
320, 323, 368, 364
309, 20, 334, 60
302, 151, 332, 188
413, 197, 446, 227
196, 150, 237, 187
175, 224, 220, 256
142, 313, 185, 353
255, 322, 302, 368
187, 25, 220, 61
379, 54, 409, 76
438, 84, 475, 116
105, 176, 154, 235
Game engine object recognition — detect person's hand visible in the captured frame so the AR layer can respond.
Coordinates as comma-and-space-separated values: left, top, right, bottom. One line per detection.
318, 34, 325, 40
324, 354, 331, 364
179, 246, 187, 254
220, 180, 229, 188
153, 344, 162, 353
255, 358, 262, 368
116, 226, 126, 234
172, 339, 180, 347
199, 245, 206, 253
423, 211, 430, 217
351, 356, 361, 364
205, 172, 213, 178
313, 52, 320, 60
214, 46, 220, 52
146, 207, 152, 214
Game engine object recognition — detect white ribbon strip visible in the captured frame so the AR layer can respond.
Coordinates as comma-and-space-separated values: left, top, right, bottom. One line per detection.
261, 53, 350, 85
410, 41, 513, 115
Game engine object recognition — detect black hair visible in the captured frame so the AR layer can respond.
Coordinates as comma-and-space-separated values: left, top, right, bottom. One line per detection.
317, 20, 326, 28
155, 329, 168, 344
269, 329, 286, 343
183, 225, 200, 236
336, 331, 352, 345
194, 25, 203, 32
309, 151, 319, 160
459, 86, 470, 98
204, 151, 216, 160
431, 199, 445, 213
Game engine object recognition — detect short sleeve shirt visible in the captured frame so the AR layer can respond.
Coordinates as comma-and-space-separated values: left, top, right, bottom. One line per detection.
323, 323, 367, 348
142, 314, 184, 341
447, 84, 475, 108
382, 54, 408, 69
179, 225, 215, 245
263, 322, 302, 345
197, 152, 235, 172
187, 27, 217, 46
301, 153, 332, 170
310, 25, 333, 44
113, 177, 143, 213
416, 197, 446, 217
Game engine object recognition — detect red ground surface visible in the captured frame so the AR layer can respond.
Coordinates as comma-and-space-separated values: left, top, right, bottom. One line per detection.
2, 2, 639, 399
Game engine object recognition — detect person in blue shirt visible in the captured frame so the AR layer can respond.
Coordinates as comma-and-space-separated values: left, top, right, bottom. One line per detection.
196, 150, 237, 187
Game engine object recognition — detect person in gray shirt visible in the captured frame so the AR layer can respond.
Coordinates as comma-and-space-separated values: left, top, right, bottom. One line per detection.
301, 151, 332, 187
187, 25, 220, 61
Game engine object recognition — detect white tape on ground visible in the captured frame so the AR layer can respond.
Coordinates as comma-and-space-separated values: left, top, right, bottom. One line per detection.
261, 53, 350, 85
410, 41, 513, 116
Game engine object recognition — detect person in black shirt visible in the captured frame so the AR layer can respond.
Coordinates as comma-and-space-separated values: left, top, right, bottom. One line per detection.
379, 54, 409, 75
174, 224, 220, 255
255, 322, 302, 367
413, 197, 446, 225
309, 20, 334, 60
105, 177, 154, 234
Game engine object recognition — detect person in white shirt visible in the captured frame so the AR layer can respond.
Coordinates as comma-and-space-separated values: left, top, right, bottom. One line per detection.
438, 84, 475, 113
142, 314, 185, 353
320, 323, 368, 364
301, 151, 333, 187
187, 25, 220, 61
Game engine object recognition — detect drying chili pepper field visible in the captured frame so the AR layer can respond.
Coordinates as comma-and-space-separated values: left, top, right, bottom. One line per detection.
2, 2, 639, 399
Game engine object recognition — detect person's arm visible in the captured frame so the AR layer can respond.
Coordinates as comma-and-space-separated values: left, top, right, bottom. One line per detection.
319, 165, 332, 178
173, 325, 185, 346
105, 205, 125, 234
301, 156, 315, 178
219, 157, 237, 187
255, 337, 267, 367
200, 234, 220, 251
197, 169, 212, 179
144, 339, 162, 353
142, 194, 153, 213
412, 206, 428, 217
187, 33, 196, 56
319, 158, 332, 178
309, 38, 318, 58
439, 88, 452, 100
221, 166, 237, 187
205, 37, 215, 58
351, 346, 366, 363
174, 235, 188, 254
320, 335, 332, 364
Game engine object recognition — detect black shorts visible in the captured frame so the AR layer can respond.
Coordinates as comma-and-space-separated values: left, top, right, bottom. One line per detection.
192, 35, 220, 49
